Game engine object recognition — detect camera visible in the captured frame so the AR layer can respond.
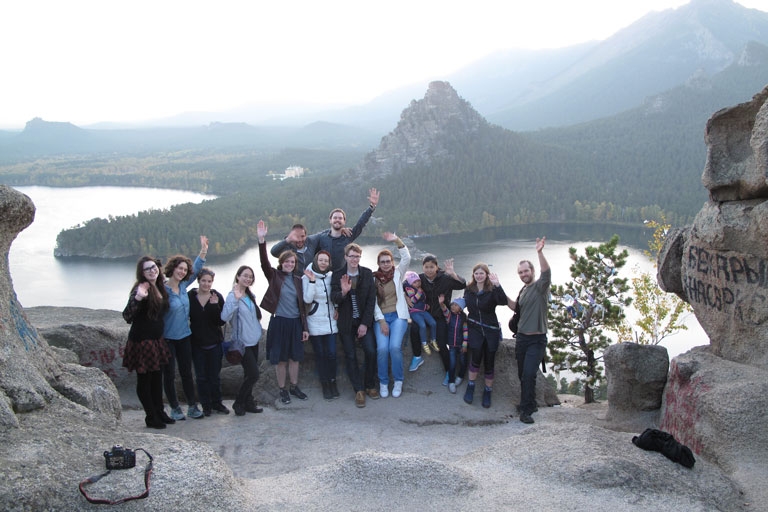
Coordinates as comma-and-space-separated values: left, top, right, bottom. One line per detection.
103, 445, 136, 470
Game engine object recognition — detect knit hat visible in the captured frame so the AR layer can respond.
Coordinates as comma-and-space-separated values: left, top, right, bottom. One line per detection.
404, 271, 420, 286
451, 297, 466, 310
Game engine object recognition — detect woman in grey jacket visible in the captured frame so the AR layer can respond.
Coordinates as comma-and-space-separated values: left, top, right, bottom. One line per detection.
221, 265, 264, 416
302, 250, 339, 400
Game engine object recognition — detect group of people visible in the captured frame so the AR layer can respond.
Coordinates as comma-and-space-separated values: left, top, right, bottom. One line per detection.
121, 188, 551, 428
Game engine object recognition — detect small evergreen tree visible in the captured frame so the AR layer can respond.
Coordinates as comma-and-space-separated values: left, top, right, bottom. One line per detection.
548, 235, 631, 403
545, 373, 557, 392
559, 377, 569, 394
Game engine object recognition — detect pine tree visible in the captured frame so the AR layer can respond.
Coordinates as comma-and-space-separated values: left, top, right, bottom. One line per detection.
548, 235, 631, 403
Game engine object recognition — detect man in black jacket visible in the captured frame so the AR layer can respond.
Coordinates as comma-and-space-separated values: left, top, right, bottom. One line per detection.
331, 243, 378, 408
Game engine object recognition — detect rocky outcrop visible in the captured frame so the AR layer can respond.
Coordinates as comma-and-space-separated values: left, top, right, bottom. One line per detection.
656, 85, 768, 506
243, 424, 745, 511
354, 81, 487, 179
0, 185, 254, 510
661, 347, 768, 505
604, 343, 669, 430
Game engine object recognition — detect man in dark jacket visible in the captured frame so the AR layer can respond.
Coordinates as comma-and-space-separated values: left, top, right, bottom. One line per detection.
331, 243, 378, 408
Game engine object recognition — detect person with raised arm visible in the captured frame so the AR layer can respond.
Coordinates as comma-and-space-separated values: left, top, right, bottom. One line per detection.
162, 235, 208, 421
414, 255, 466, 384
302, 250, 339, 400
122, 256, 174, 429
221, 265, 264, 416
510, 237, 551, 424
462, 264, 511, 408
331, 243, 378, 408
257, 220, 310, 405
372, 232, 410, 398
270, 188, 379, 273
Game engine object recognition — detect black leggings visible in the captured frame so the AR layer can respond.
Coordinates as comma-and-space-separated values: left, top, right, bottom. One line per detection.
469, 340, 497, 380
136, 370, 164, 421
235, 345, 260, 407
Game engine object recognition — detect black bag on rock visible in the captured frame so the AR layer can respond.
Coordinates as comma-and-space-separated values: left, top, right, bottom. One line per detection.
632, 428, 696, 468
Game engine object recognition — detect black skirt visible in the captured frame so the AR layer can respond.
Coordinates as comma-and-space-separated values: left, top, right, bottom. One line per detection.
266, 315, 305, 364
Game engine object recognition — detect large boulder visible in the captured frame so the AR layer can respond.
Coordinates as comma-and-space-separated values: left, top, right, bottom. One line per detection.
604, 343, 669, 430
661, 347, 768, 505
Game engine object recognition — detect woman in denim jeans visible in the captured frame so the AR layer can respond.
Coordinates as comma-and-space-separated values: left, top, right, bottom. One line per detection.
162, 235, 208, 421
373, 233, 411, 398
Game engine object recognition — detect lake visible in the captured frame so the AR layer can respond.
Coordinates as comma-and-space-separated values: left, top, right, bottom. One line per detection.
8, 185, 707, 360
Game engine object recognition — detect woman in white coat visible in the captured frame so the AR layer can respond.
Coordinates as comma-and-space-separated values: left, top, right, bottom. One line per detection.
302, 250, 339, 400
373, 232, 411, 398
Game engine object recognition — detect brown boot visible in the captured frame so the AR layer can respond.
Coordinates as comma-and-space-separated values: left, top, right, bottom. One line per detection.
367, 387, 380, 400
355, 390, 366, 408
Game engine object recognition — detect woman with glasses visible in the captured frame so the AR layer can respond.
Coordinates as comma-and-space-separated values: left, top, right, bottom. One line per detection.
122, 256, 174, 429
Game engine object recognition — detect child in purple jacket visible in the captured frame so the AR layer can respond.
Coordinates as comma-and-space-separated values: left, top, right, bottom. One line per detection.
404, 271, 437, 355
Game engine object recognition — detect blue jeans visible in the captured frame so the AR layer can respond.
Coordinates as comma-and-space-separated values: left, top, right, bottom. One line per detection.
410, 310, 436, 344
163, 337, 196, 408
340, 327, 376, 392
310, 333, 337, 383
374, 312, 407, 385
191, 343, 223, 409
516, 333, 547, 415
449, 347, 467, 383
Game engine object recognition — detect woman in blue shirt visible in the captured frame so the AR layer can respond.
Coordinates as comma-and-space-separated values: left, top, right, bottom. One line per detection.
162, 235, 208, 420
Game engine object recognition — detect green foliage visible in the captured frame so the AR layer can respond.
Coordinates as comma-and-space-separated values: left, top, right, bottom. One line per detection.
548, 235, 631, 403
618, 218, 692, 345
559, 377, 569, 394
545, 373, 557, 392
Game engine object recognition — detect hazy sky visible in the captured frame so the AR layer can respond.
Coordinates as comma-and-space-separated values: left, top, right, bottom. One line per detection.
1, 0, 765, 128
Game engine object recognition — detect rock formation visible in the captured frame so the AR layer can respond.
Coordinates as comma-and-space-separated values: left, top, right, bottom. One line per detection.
657, 84, 768, 505
354, 81, 486, 179
0, 186, 252, 510
604, 343, 669, 430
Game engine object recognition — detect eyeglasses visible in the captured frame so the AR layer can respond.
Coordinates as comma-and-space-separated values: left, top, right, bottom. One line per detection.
143, 264, 158, 272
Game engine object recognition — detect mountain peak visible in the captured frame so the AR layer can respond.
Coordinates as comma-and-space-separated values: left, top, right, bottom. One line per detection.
355, 81, 486, 178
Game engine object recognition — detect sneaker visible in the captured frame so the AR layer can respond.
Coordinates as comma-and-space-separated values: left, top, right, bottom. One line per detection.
330, 380, 340, 399
187, 404, 204, 419
455, 376, 463, 386
449, 383, 456, 394
463, 382, 475, 405
203, 407, 212, 417
355, 390, 366, 408
233, 403, 246, 416
159, 410, 176, 424
429, 340, 440, 353
442, 372, 449, 386
145, 417, 166, 430
380, 384, 389, 398
520, 413, 535, 424
212, 402, 230, 415
280, 388, 291, 404
392, 381, 403, 398
409, 356, 424, 372
367, 387, 380, 400
170, 406, 185, 421
290, 385, 308, 400
482, 388, 492, 409
515, 404, 539, 414
422, 343, 432, 355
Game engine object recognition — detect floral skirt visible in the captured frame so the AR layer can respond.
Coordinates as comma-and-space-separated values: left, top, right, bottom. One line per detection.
122, 338, 171, 374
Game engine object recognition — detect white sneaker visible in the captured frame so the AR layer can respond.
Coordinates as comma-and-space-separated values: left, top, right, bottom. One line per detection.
392, 381, 403, 398
455, 376, 463, 386
380, 383, 389, 398
449, 383, 457, 394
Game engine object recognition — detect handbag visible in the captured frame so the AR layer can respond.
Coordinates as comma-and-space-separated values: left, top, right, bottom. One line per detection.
223, 308, 244, 365
508, 289, 523, 336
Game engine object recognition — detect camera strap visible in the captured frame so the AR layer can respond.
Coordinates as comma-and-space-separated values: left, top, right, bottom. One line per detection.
79, 448, 153, 505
